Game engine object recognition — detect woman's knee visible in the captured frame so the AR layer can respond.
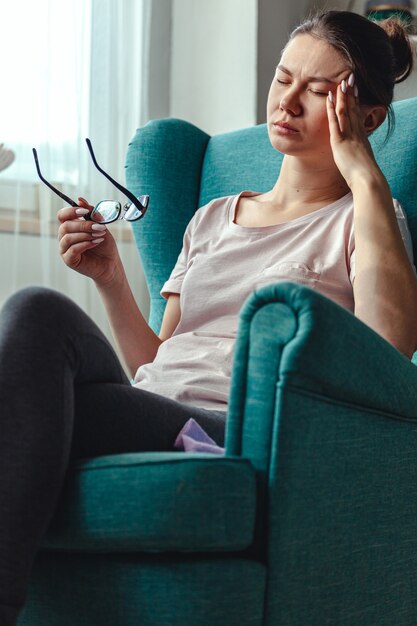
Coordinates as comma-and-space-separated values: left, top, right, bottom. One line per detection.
3, 286, 67, 312
1, 287, 81, 335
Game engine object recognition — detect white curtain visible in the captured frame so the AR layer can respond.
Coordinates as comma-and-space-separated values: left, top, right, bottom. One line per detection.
0, 0, 151, 349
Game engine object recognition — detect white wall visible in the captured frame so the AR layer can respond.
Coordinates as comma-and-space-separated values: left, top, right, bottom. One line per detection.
170, 0, 258, 135
256, 0, 314, 124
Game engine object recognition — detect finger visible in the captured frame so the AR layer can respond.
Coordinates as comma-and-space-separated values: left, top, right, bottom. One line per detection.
58, 220, 108, 241
59, 230, 108, 254
78, 197, 94, 210
326, 89, 342, 139
59, 219, 107, 239
59, 231, 106, 256
59, 229, 107, 251
334, 80, 352, 135
345, 75, 362, 134
59, 232, 96, 255
57, 205, 90, 224
61, 240, 105, 269
57, 198, 94, 223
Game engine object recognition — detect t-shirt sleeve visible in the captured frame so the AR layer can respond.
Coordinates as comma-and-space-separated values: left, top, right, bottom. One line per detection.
160, 214, 196, 299
349, 198, 415, 284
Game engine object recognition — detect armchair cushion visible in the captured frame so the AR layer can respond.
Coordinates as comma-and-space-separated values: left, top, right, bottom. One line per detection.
41, 452, 256, 553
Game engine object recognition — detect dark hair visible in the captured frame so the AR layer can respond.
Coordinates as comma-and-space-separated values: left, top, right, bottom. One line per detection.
287, 10, 415, 143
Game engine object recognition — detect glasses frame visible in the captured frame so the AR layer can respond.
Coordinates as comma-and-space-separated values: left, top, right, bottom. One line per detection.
32, 138, 149, 223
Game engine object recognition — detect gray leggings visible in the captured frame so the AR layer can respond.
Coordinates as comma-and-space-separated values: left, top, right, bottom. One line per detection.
0, 287, 226, 625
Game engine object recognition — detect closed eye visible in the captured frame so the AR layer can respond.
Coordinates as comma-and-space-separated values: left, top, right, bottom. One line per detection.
276, 79, 328, 97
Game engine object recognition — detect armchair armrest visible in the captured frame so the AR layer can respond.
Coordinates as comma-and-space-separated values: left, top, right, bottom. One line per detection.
226, 282, 417, 625
226, 282, 417, 460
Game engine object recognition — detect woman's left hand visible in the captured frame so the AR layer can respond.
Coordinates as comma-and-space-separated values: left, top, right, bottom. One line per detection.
326, 74, 380, 189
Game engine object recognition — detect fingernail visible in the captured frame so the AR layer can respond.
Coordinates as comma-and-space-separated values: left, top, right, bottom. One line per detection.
354, 85, 359, 98
91, 223, 107, 231
75, 208, 89, 215
341, 80, 347, 94
328, 90, 333, 103
348, 72, 355, 88
91, 237, 104, 244
92, 230, 107, 237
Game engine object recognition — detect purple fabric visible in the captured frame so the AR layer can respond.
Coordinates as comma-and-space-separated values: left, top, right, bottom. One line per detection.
174, 418, 225, 455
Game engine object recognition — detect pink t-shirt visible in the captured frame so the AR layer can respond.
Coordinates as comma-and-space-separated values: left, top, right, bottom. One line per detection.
133, 190, 414, 410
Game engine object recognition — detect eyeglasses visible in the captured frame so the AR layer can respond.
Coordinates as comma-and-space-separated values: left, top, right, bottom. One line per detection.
32, 138, 149, 224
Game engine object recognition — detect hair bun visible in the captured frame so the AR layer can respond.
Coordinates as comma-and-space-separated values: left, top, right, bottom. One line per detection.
378, 16, 415, 83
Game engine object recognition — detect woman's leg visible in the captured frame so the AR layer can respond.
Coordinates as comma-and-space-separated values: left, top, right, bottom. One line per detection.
0, 287, 226, 625
71, 383, 226, 459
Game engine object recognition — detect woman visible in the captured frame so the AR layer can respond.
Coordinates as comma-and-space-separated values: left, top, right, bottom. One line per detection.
1, 10, 416, 625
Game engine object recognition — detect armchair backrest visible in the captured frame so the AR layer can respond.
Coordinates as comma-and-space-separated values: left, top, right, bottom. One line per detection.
125, 96, 417, 333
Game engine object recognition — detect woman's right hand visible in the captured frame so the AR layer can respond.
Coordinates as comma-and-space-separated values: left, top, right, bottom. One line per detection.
58, 197, 122, 287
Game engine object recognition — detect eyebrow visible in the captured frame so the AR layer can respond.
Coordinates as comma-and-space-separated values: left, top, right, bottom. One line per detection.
276, 64, 342, 84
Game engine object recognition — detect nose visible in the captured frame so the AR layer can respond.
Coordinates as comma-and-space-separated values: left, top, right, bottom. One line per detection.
279, 87, 302, 116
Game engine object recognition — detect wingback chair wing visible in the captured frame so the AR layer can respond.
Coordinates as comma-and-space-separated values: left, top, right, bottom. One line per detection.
18, 96, 417, 626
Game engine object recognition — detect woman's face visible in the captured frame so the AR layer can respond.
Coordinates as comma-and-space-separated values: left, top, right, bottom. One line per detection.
267, 33, 351, 160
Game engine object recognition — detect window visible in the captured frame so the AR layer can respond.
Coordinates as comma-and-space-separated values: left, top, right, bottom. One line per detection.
1, 0, 91, 194
0, 0, 150, 233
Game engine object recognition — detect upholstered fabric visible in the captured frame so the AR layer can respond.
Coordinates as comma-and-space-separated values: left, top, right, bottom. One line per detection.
226, 282, 417, 624
41, 452, 256, 552
19, 557, 266, 626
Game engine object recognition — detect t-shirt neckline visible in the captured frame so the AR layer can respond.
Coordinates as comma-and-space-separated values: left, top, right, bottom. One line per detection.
228, 189, 353, 235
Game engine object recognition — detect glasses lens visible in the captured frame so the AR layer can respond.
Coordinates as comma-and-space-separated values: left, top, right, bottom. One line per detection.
124, 203, 143, 221
91, 201, 121, 223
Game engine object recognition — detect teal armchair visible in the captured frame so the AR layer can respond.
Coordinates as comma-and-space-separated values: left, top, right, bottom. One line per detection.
19, 97, 417, 626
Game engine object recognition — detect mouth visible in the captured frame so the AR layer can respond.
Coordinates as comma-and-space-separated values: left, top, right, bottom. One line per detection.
274, 121, 299, 133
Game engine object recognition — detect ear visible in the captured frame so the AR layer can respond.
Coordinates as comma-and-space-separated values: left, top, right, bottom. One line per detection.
361, 104, 387, 136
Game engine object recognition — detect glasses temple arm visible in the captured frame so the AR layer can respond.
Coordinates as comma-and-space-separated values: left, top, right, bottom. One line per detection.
32, 149, 78, 207
85, 138, 147, 210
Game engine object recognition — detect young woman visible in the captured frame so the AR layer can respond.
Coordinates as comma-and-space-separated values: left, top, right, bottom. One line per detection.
1, 10, 416, 625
